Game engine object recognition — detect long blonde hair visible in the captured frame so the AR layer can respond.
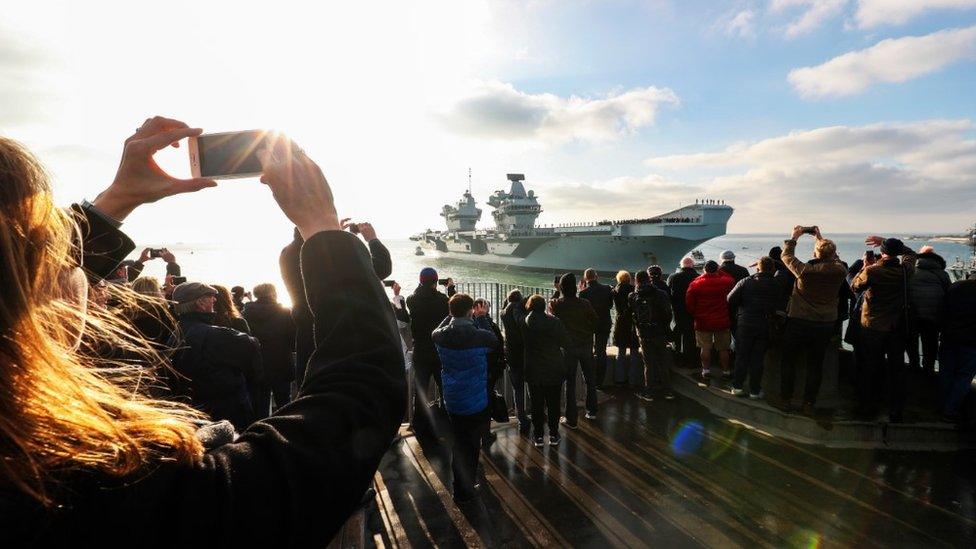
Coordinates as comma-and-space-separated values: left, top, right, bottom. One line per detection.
0, 137, 203, 505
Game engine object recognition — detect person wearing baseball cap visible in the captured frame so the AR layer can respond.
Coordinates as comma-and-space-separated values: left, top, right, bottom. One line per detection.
406, 267, 451, 436
168, 280, 262, 430
719, 250, 749, 283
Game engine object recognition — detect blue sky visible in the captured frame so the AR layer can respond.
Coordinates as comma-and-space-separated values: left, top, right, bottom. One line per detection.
2, 0, 975, 243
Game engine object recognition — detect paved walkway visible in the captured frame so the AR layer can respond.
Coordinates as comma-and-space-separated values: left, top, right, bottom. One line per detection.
367, 389, 976, 547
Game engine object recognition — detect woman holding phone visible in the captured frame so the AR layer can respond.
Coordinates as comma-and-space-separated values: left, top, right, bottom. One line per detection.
0, 117, 406, 546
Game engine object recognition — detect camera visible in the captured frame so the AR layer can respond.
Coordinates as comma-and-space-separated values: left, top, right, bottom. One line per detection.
382, 280, 397, 288
149, 248, 165, 259
347, 224, 360, 235
438, 279, 451, 286
800, 226, 818, 235
171, 276, 187, 286
188, 130, 277, 180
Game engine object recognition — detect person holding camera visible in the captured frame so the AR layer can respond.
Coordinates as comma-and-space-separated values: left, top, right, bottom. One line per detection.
406, 267, 451, 436
773, 226, 847, 416
850, 236, 917, 422
280, 217, 392, 388
0, 119, 406, 546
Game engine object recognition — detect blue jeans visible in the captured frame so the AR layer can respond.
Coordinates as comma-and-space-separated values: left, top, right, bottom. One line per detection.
940, 342, 976, 417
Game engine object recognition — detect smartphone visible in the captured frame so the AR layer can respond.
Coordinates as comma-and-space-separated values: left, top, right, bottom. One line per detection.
438, 279, 451, 286
171, 276, 187, 286
382, 280, 396, 288
347, 224, 361, 235
801, 226, 818, 235
188, 130, 276, 179
149, 248, 165, 258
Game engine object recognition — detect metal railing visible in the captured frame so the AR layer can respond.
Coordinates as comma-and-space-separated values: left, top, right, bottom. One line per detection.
453, 282, 555, 325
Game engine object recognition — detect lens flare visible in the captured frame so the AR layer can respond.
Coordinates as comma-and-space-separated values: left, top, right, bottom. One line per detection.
670, 420, 705, 456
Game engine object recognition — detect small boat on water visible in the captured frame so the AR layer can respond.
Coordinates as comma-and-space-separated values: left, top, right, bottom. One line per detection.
414, 246, 425, 256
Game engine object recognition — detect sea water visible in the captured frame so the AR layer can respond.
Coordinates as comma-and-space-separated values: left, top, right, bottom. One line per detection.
128, 234, 971, 308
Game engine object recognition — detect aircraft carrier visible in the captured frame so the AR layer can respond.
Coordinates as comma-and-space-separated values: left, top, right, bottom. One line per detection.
411, 173, 733, 273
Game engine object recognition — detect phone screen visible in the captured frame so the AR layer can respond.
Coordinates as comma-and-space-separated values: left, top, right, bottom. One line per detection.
197, 130, 272, 178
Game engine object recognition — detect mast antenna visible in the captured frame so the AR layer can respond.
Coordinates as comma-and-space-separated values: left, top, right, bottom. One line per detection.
467, 167, 472, 194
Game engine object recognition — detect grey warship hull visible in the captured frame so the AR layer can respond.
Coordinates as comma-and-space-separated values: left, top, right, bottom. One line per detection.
413, 202, 733, 273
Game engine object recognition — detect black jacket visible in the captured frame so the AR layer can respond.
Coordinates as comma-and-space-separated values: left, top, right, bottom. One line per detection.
474, 314, 506, 379
579, 281, 614, 332
727, 272, 780, 332
522, 311, 571, 386
169, 312, 263, 430
772, 261, 796, 312
911, 252, 951, 322
406, 284, 450, 358
943, 279, 976, 348
720, 260, 750, 283
281, 229, 393, 385
550, 295, 598, 346
500, 300, 527, 371
244, 299, 298, 383
9, 219, 408, 547
667, 268, 699, 317
612, 282, 638, 348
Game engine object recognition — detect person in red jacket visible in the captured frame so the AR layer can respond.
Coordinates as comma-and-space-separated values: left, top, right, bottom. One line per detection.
685, 260, 736, 379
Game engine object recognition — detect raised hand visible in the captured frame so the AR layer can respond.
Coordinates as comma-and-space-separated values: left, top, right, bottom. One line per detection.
865, 235, 884, 248
259, 137, 340, 240
357, 222, 377, 242
93, 116, 217, 221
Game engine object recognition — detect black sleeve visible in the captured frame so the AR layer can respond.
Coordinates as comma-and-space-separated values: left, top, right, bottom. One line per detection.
447, 284, 457, 297
127, 261, 145, 282
166, 261, 182, 277
173, 230, 406, 546
368, 239, 393, 280
69, 204, 135, 284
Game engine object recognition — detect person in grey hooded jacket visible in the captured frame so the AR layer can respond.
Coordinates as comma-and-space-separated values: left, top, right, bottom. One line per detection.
909, 247, 950, 374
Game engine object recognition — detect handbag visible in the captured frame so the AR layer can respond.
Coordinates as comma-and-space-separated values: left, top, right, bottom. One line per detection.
490, 390, 510, 423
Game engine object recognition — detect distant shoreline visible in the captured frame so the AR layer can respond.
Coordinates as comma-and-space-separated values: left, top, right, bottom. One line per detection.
906, 235, 969, 243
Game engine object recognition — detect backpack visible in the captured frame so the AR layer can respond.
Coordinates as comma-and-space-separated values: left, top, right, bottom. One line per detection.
629, 290, 657, 332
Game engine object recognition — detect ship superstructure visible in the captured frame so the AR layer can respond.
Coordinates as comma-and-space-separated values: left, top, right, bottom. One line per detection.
411, 173, 733, 273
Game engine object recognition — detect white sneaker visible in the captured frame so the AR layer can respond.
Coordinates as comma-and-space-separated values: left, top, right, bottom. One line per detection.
749, 391, 765, 400
584, 412, 597, 420
730, 387, 746, 397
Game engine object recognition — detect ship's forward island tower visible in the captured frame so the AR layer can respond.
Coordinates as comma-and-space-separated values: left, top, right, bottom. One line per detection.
412, 173, 733, 273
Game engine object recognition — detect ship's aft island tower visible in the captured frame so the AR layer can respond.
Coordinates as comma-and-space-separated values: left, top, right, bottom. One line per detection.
488, 174, 543, 232
441, 189, 482, 232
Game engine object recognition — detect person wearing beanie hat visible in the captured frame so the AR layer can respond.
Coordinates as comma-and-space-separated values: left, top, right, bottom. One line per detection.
646, 265, 669, 295
668, 257, 701, 369
551, 272, 599, 425
719, 250, 749, 284
850, 235, 918, 422
406, 267, 451, 436
168, 280, 262, 430
629, 269, 674, 401
685, 260, 736, 380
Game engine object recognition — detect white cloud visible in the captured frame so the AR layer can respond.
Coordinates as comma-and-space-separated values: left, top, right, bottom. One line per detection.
855, 0, 976, 28
642, 119, 976, 231
770, 0, 847, 37
538, 174, 705, 222
438, 81, 680, 143
717, 9, 757, 39
787, 25, 976, 98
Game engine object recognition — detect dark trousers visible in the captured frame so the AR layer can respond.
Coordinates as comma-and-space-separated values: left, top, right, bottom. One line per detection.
564, 343, 597, 422
907, 318, 941, 373
858, 327, 907, 418
779, 318, 834, 405
637, 334, 670, 390
509, 366, 529, 424
412, 349, 442, 432
733, 327, 768, 395
529, 384, 562, 438
939, 342, 976, 417
674, 313, 698, 368
593, 328, 611, 387
448, 408, 490, 500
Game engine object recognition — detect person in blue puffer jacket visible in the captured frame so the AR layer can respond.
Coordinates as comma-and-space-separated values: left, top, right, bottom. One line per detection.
432, 293, 498, 503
